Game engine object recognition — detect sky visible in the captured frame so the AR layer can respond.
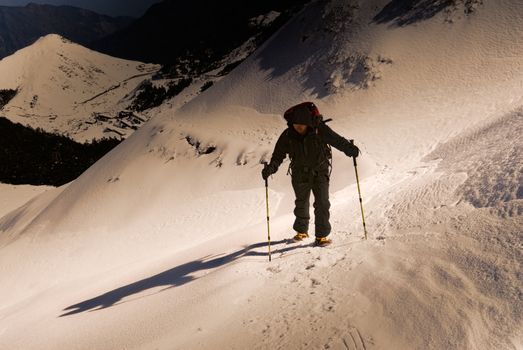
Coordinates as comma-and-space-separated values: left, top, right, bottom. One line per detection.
0, 0, 162, 17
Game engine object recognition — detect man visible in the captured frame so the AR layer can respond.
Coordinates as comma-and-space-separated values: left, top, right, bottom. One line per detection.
261, 102, 360, 246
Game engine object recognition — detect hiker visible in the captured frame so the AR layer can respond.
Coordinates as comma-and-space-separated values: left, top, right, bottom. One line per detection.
261, 102, 360, 246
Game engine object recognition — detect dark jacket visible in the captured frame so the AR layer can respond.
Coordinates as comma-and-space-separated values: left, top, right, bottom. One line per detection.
267, 122, 358, 175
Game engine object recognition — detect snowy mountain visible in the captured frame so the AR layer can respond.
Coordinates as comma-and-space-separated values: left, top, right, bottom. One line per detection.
0, 0, 522, 349
0, 34, 160, 141
0, 3, 132, 59
0, 1, 309, 143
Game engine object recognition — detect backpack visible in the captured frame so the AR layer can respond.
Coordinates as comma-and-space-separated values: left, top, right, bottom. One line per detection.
283, 102, 333, 175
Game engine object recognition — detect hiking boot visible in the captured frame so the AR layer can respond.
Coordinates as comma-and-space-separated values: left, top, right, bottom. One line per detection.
313, 236, 332, 247
292, 232, 309, 241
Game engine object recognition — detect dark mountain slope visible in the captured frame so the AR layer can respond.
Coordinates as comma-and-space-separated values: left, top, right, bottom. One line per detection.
0, 3, 132, 59
91, 0, 309, 67
0, 117, 121, 186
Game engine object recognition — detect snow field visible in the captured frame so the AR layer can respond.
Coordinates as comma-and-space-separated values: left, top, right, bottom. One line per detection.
1, 0, 522, 349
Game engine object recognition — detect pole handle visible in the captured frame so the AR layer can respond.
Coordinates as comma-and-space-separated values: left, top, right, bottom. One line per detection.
262, 161, 269, 187
349, 139, 358, 166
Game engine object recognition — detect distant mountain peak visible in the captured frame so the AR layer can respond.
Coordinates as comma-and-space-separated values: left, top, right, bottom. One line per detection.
0, 35, 159, 142
33, 33, 71, 46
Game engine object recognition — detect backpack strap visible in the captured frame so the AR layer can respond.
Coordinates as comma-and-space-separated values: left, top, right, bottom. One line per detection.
316, 118, 333, 176
286, 128, 293, 176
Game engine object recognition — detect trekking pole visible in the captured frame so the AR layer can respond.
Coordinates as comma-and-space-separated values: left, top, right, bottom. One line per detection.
262, 162, 272, 262
350, 140, 368, 240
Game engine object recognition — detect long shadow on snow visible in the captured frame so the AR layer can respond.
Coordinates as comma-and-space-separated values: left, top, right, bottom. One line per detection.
60, 239, 306, 317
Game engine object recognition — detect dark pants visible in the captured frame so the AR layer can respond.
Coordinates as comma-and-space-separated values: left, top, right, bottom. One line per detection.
291, 171, 331, 237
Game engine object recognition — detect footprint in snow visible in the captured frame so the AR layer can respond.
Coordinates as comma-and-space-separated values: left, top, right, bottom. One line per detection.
311, 278, 321, 287
266, 265, 282, 274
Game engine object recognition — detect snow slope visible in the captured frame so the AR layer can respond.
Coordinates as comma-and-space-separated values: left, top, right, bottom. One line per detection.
0, 0, 522, 349
0, 34, 159, 141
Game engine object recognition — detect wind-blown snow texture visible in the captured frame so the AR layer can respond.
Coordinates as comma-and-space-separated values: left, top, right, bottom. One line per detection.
0, 0, 522, 349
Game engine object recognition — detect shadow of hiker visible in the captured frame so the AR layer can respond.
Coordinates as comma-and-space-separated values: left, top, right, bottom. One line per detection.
60, 239, 307, 317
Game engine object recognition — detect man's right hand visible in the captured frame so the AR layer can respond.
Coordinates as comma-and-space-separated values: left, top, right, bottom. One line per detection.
347, 143, 360, 158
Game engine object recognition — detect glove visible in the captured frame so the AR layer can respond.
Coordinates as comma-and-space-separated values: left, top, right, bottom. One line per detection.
345, 143, 360, 158
262, 164, 274, 180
